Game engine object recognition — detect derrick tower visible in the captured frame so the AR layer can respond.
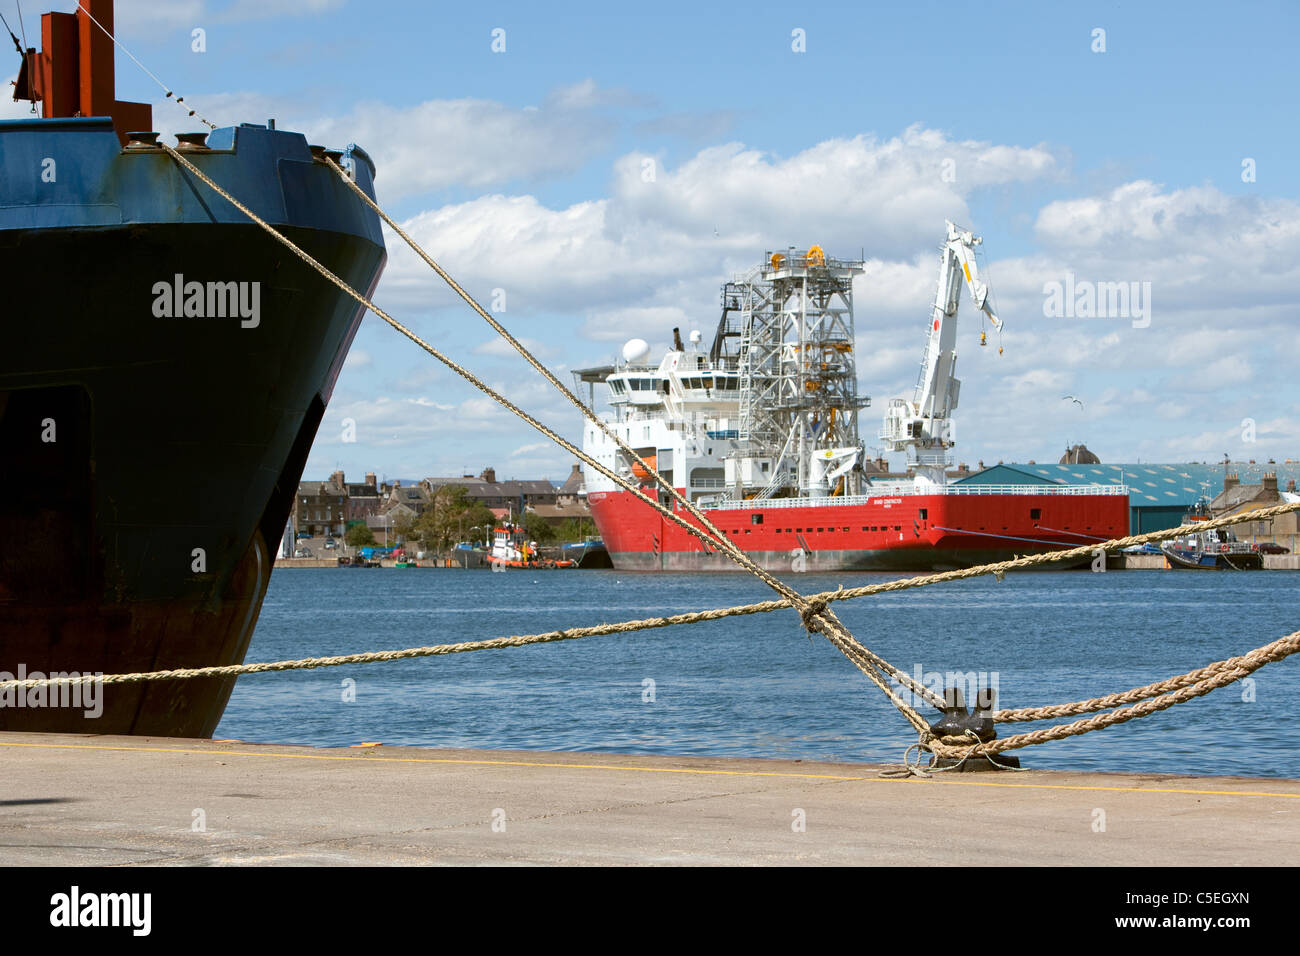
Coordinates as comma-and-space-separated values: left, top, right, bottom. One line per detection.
733, 247, 868, 497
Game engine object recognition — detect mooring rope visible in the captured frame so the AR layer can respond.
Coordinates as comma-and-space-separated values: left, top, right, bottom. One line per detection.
152, 143, 942, 727
5, 490, 1295, 721
9, 144, 1291, 771
3, 8, 1284, 772
314, 162, 939, 713
2, 516, 1295, 766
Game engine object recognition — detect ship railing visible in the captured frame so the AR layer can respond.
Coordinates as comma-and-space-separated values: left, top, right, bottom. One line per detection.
925, 483, 1127, 496
694, 483, 1129, 511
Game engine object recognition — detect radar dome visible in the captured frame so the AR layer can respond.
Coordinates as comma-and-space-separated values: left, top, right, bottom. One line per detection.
622, 338, 651, 364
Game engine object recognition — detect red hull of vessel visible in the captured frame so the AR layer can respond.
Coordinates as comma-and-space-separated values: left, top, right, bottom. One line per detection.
587, 489, 1129, 572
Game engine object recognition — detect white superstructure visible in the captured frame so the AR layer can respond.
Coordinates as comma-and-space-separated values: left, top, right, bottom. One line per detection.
579, 329, 745, 505
578, 247, 872, 505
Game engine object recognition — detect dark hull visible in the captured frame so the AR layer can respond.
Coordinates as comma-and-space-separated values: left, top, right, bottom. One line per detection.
0, 221, 384, 736
1161, 547, 1264, 570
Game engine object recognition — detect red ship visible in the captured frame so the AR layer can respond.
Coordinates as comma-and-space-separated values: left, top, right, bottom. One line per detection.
577, 226, 1128, 572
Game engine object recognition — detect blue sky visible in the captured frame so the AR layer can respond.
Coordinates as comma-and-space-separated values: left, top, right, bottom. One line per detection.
10, 1, 1299, 482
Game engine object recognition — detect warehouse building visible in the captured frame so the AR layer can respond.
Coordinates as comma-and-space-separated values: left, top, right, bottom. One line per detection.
954, 459, 1300, 537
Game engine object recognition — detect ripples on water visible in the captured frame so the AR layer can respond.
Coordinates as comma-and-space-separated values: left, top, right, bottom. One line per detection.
217, 567, 1300, 777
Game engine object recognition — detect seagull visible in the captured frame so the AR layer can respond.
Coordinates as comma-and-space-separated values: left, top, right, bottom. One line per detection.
1062, 395, 1083, 407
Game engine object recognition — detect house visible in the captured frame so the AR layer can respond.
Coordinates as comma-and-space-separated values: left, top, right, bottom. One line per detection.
380, 480, 429, 517
527, 464, 593, 527
294, 472, 347, 537
423, 467, 560, 518
344, 471, 381, 523
1212, 472, 1300, 549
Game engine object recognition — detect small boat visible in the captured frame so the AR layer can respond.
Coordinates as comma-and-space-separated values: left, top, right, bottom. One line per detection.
562, 538, 613, 568
487, 524, 576, 568
1161, 499, 1263, 570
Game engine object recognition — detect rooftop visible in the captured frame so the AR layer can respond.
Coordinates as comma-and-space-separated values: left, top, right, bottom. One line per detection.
956, 462, 1300, 506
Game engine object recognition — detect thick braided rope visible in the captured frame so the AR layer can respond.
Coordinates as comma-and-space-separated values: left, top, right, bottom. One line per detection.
929, 629, 1300, 759
140, 145, 1300, 751
994, 631, 1300, 723
814, 500, 1300, 611
319, 157, 938, 710
0, 609, 775, 689
3, 493, 1294, 724
156, 145, 938, 721
168, 144, 936, 715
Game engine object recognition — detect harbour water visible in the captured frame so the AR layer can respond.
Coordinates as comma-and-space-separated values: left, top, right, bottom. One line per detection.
217, 568, 1300, 778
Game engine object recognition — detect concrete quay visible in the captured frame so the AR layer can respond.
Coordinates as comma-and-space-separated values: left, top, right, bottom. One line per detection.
2, 733, 1297, 866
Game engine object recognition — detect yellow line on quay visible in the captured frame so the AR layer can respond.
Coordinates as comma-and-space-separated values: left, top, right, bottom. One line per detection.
4, 739, 1299, 800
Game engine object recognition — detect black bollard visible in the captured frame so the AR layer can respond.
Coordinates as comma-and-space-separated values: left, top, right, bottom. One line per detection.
929, 686, 1021, 771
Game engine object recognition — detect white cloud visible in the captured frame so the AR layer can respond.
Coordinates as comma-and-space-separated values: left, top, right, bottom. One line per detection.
306, 83, 619, 201
610, 125, 1060, 251
342, 349, 373, 370
472, 336, 556, 359
377, 125, 1062, 330
143, 81, 621, 201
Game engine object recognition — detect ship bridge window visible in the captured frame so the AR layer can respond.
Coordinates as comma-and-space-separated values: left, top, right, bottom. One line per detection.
629, 378, 658, 391
609, 380, 626, 394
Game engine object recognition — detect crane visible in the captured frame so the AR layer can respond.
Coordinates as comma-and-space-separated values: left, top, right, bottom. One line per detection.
879, 220, 1003, 489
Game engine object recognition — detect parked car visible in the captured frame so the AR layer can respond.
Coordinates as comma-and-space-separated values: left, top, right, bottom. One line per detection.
1257, 543, 1290, 555
324, 538, 338, 550
294, 547, 313, 558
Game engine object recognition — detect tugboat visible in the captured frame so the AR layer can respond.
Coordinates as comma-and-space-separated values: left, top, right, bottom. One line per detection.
488, 524, 575, 569
0, 1, 386, 736
1161, 499, 1263, 570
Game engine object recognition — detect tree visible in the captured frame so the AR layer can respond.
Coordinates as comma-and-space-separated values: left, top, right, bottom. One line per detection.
345, 522, 376, 547
461, 502, 498, 545
411, 486, 498, 552
555, 516, 598, 542
391, 512, 415, 547
522, 511, 557, 545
